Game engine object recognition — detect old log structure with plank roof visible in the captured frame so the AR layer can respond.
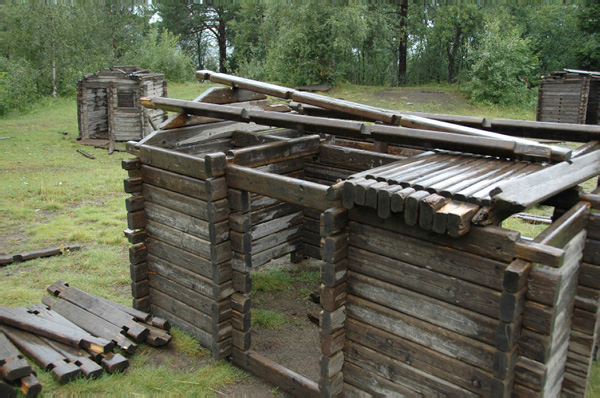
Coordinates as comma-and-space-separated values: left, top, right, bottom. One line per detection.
121, 70, 600, 397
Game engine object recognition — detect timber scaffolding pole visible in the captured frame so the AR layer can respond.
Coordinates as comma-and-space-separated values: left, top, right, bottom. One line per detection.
140, 96, 568, 163
192, 70, 572, 163
196, 70, 600, 144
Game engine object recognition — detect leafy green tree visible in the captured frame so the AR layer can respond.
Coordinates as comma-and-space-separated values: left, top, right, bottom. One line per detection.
120, 28, 194, 82
157, 3, 238, 73
466, 16, 539, 105
574, 5, 600, 71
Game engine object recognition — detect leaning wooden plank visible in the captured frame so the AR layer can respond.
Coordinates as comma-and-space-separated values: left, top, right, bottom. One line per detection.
227, 135, 320, 167
47, 281, 149, 343
490, 150, 600, 212
199, 71, 569, 161
0, 306, 113, 354
0, 326, 81, 384
0, 330, 32, 381
138, 144, 226, 179
231, 349, 320, 398
41, 296, 137, 354
532, 201, 589, 249
227, 165, 340, 211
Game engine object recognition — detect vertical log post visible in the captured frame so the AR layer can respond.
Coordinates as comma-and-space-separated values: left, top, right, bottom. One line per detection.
122, 158, 149, 312
319, 207, 349, 397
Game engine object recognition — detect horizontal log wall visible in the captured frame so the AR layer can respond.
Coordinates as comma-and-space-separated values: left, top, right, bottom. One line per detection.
562, 209, 600, 397
302, 143, 405, 260
537, 75, 588, 124
123, 147, 232, 359
344, 205, 587, 396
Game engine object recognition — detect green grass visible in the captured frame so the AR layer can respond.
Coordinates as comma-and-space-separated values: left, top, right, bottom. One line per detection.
252, 268, 294, 293
252, 308, 289, 330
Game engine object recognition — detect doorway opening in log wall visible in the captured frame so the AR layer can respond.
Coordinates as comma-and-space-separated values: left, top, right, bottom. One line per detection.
227, 131, 350, 396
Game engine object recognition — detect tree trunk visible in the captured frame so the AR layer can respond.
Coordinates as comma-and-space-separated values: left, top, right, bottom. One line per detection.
217, 11, 228, 74
397, 0, 408, 86
447, 26, 462, 83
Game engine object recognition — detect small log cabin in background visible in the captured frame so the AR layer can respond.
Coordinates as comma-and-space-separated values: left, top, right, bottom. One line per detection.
123, 71, 600, 397
77, 66, 168, 143
537, 69, 600, 125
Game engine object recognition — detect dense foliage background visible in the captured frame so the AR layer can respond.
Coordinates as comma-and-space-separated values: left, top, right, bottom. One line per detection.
0, 3, 598, 114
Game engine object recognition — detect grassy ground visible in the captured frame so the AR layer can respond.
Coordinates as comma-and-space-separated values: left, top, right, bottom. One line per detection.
1, 80, 597, 396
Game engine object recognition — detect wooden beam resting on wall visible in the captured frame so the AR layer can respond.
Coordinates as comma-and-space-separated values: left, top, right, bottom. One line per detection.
226, 165, 340, 211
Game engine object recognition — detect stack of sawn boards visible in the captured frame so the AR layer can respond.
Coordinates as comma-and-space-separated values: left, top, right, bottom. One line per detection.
342, 150, 547, 237
0, 280, 171, 396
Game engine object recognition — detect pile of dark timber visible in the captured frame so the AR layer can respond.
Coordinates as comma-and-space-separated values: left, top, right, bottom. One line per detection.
0, 281, 172, 396
123, 71, 600, 397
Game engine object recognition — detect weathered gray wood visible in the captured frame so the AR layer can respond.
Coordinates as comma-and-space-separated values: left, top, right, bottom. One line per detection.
348, 271, 499, 346
0, 306, 113, 354
146, 219, 231, 263
527, 230, 586, 306
344, 341, 478, 397
349, 221, 507, 291
321, 259, 348, 288
491, 150, 600, 212
232, 270, 252, 294
139, 144, 226, 179
150, 288, 230, 341
348, 246, 501, 318
141, 165, 227, 201
233, 238, 302, 270
231, 348, 320, 397
503, 259, 532, 294
146, 237, 232, 285
42, 296, 137, 354
346, 295, 496, 372
320, 233, 348, 264
149, 305, 231, 360
143, 183, 229, 223
228, 135, 320, 167
149, 273, 230, 323
321, 329, 345, 357
1, 325, 82, 384
319, 144, 403, 171
227, 189, 250, 212
349, 206, 562, 267
0, 330, 32, 381
343, 361, 419, 397
227, 165, 340, 211
148, 254, 233, 300
320, 283, 347, 313
47, 281, 149, 343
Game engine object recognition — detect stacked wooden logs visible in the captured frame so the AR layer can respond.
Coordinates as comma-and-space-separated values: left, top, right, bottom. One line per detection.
561, 205, 600, 396
318, 206, 349, 397
340, 202, 586, 397
0, 328, 40, 397
123, 145, 233, 360
0, 281, 171, 396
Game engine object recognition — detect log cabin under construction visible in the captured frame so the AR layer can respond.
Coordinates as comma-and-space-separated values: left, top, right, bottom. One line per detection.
122, 71, 600, 397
